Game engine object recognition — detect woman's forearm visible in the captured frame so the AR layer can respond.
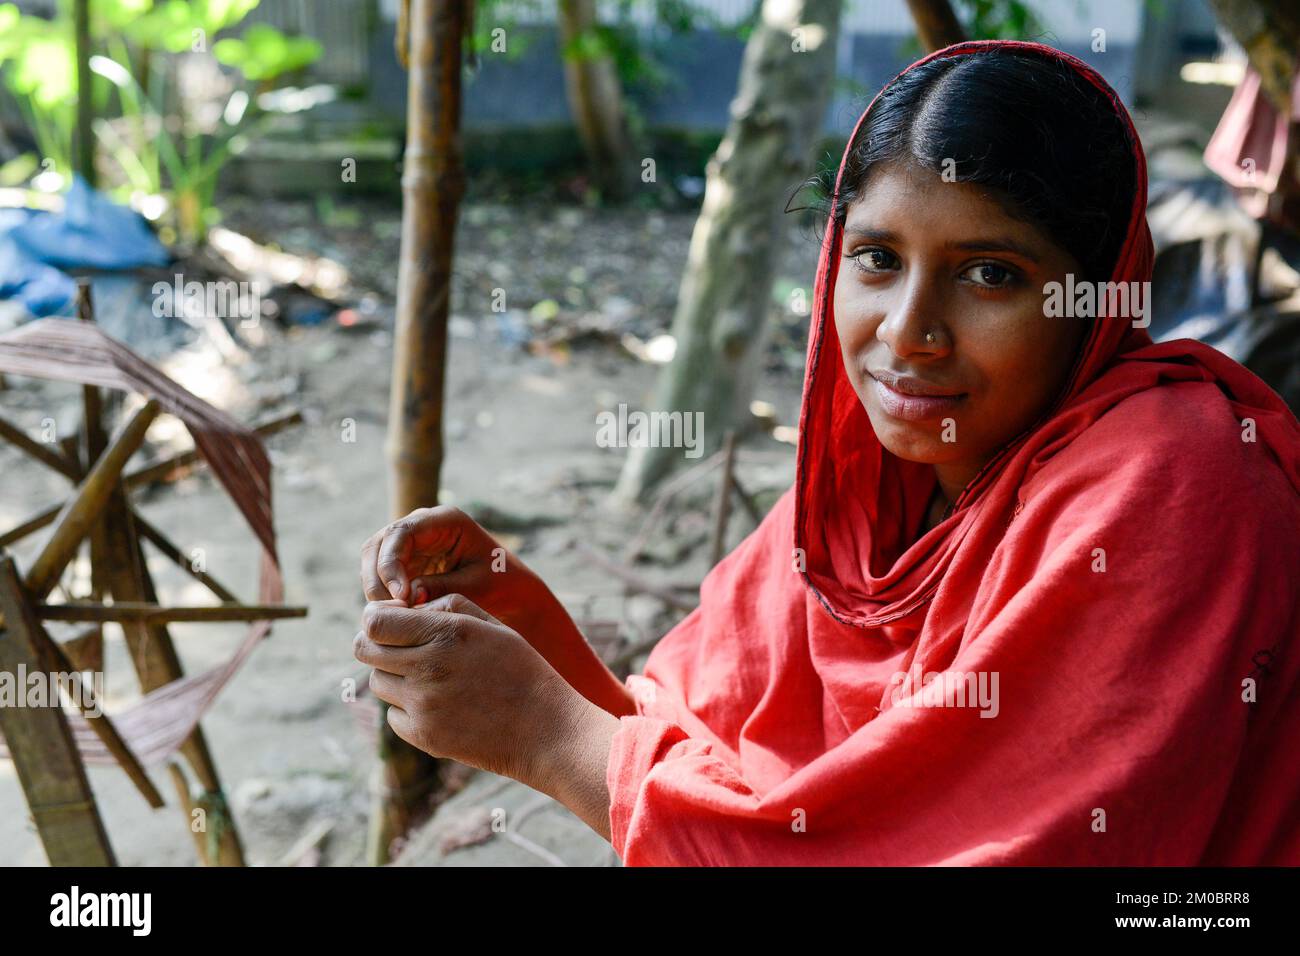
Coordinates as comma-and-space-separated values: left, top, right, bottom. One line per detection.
530, 685, 624, 842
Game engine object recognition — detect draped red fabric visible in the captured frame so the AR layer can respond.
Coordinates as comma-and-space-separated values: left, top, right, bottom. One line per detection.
605, 41, 1300, 865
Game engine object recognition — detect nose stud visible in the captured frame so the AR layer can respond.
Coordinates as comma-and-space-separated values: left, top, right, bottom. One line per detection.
924, 331, 937, 344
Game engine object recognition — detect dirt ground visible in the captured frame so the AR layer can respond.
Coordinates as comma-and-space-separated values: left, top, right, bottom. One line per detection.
0, 197, 816, 866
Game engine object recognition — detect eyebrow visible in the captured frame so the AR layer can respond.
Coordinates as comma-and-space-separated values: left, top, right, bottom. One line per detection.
842, 227, 1043, 264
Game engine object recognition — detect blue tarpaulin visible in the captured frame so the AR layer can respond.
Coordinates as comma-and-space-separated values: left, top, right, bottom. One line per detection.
0, 175, 170, 319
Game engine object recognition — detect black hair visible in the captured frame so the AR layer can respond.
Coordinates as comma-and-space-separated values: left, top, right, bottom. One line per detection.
811, 48, 1137, 284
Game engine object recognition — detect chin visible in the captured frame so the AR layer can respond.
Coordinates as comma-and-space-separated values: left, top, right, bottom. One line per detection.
864, 402, 968, 466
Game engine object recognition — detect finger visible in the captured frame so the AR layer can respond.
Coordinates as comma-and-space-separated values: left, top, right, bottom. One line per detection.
408, 566, 479, 608
368, 667, 405, 706
424, 593, 502, 626
359, 532, 391, 602
353, 630, 427, 677
385, 703, 414, 747
362, 601, 429, 647
376, 517, 423, 601
363, 600, 471, 648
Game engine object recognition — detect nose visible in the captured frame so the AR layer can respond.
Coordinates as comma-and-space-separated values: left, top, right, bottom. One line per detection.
875, 269, 951, 358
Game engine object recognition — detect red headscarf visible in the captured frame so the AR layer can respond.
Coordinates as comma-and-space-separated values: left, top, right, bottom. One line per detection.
606, 41, 1300, 865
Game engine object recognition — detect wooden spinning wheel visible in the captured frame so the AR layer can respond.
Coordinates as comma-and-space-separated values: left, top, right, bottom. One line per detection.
0, 281, 306, 866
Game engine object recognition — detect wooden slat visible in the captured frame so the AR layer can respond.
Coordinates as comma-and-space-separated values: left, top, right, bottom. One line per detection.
0, 555, 116, 866
36, 602, 307, 623
0, 410, 303, 550
132, 512, 240, 603
24, 400, 160, 601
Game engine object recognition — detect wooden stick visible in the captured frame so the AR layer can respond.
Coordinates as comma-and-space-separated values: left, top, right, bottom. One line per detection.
132, 511, 240, 603
0, 411, 302, 549
120, 525, 245, 867
0, 556, 165, 811
78, 279, 110, 649
24, 400, 161, 601
0, 415, 81, 479
59, 622, 104, 673
709, 431, 737, 567
0, 555, 116, 865
124, 409, 303, 489
373, 0, 472, 866
574, 542, 699, 612
167, 762, 211, 863
729, 472, 763, 527
36, 602, 307, 624
622, 449, 726, 562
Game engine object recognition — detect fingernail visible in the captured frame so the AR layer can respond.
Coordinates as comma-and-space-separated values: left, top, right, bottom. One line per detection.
387, 581, 402, 599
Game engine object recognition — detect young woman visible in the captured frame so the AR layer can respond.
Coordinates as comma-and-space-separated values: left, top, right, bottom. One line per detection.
355, 40, 1300, 865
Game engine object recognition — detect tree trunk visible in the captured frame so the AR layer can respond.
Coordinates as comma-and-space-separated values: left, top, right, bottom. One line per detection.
372, 0, 468, 865
905, 0, 966, 52
557, 0, 636, 201
612, 0, 842, 503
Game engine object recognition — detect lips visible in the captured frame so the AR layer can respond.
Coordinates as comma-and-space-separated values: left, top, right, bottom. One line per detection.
867, 369, 967, 422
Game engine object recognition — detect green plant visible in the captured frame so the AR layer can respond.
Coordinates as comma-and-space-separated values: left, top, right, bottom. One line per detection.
0, 0, 321, 245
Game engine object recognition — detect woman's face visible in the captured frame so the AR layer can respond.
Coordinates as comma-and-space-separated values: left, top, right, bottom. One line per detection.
833, 161, 1088, 500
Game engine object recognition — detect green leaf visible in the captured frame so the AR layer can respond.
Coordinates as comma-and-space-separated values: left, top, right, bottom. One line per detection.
213, 24, 321, 81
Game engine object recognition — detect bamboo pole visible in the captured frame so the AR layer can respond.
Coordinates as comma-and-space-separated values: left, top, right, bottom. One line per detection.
23, 400, 160, 601
132, 511, 241, 603
100, 498, 247, 865
0, 411, 302, 550
0, 556, 115, 865
78, 280, 109, 661
374, 0, 470, 865
36, 602, 307, 623
167, 762, 211, 863
121, 409, 302, 488
59, 622, 104, 673
0, 416, 81, 479
0, 555, 165, 811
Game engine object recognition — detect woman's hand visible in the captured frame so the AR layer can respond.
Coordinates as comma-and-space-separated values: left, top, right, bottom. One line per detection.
359, 505, 546, 635
359, 507, 638, 719
355, 593, 622, 838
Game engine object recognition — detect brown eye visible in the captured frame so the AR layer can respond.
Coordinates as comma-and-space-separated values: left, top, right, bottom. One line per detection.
962, 262, 1016, 287
850, 247, 899, 273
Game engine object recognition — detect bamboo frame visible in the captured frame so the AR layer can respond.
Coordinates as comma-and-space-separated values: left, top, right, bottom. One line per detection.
36, 602, 307, 624
0, 410, 302, 550
0, 556, 115, 865
0, 285, 304, 866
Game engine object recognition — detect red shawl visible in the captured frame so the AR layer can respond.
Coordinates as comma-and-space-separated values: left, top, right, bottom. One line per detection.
605, 41, 1300, 866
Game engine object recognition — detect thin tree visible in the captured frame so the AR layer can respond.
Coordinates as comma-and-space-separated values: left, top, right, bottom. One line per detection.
557, 0, 637, 201
372, 0, 470, 865
906, 0, 966, 51
613, 0, 843, 503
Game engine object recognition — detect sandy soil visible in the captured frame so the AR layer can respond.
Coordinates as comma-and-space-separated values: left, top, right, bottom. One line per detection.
0, 198, 816, 865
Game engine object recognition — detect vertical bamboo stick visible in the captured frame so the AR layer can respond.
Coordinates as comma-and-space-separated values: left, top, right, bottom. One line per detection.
77, 281, 108, 666
374, 0, 470, 865
0, 555, 115, 865
23, 400, 160, 601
